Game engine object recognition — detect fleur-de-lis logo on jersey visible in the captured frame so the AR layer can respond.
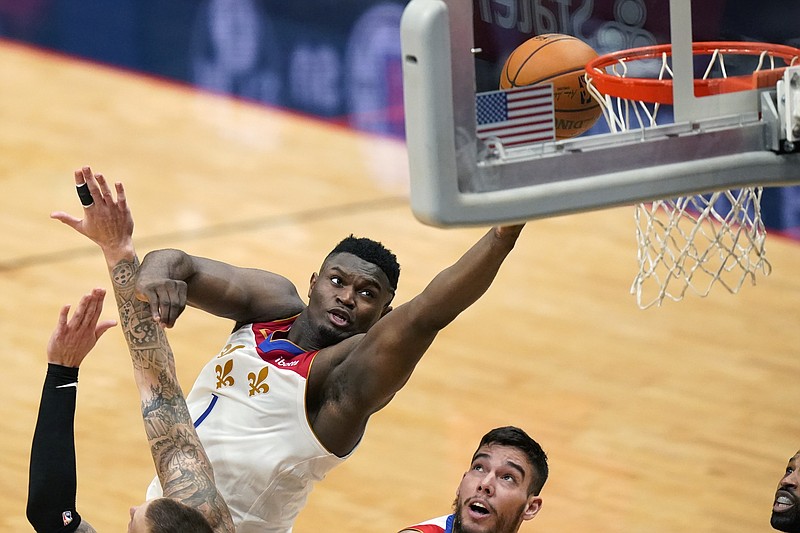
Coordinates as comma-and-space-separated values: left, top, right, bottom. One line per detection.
218, 343, 245, 358
215, 359, 235, 389
248, 366, 270, 396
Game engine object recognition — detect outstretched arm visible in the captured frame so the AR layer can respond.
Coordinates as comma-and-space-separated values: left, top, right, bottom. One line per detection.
51, 166, 234, 533
136, 249, 304, 328
316, 225, 524, 455
52, 167, 304, 329
27, 288, 117, 533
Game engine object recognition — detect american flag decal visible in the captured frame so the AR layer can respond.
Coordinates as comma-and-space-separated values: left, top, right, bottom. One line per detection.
475, 85, 555, 147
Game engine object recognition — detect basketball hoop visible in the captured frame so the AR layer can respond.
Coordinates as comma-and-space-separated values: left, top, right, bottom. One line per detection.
584, 42, 800, 309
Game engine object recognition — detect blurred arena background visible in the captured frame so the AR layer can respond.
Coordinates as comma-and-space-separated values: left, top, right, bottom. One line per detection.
2, 2, 800, 533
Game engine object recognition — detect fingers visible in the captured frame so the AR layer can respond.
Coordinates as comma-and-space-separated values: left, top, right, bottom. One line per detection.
86, 287, 108, 318
161, 282, 188, 327
75, 166, 122, 207
158, 300, 185, 328
74, 167, 89, 185
139, 287, 161, 323
141, 283, 187, 328
495, 224, 525, 240
94, 319, 118, 339
90, 286, 107, 303
70, 292, 92, 329
76, 289, 115, 343
71, 288, 105, 331
79, 166, 102, 202
71, 166, 127, 211
49, 211, 82, 230
115, 182, 127, 209
95, 173, 113, 205
73, 167, 95, 207
55, 303, 71, 331
47, 288, 110, 366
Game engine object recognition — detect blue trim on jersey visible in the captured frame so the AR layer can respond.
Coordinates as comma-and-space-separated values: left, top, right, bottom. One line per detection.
445, 514, 454, 533
193, 393, 219, 428
257, 333, 305, 356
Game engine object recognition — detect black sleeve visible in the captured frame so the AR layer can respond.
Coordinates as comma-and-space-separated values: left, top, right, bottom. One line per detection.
26, 363, 84, 533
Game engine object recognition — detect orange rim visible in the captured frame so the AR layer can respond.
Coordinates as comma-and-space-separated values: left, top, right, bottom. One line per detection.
585, 41, 800, 104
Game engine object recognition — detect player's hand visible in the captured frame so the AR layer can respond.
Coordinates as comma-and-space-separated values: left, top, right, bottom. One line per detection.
495, 223, 525, 241
47, 288, 117, 368
50, 166, 135, 264
136, 279, 188, 328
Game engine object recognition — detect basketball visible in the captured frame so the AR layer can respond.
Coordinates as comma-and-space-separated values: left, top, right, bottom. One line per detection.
500, 33, 601, 139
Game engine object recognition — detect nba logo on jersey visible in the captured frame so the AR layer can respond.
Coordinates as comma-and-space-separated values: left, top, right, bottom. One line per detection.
62, 511, 73, 526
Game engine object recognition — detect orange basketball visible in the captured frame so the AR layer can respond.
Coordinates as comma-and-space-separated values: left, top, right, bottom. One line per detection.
500, 33, 601, 139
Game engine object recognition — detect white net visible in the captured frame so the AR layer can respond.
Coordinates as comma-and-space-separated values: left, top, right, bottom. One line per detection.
632, 190, 771, 309
584, 45, 781, 308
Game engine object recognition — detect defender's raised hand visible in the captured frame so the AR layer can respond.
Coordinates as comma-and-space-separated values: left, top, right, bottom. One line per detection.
50, 166, 135, 266
46, 288, 117, 368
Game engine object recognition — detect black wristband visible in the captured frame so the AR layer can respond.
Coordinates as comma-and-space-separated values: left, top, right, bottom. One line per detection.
46, 363, 79, 385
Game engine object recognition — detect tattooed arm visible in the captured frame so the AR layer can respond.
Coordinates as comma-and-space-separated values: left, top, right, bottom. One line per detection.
111, 256, 233, 532
52, 166, 234, 533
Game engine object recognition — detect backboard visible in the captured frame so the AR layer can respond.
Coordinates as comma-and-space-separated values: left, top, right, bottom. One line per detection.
400, 0, 800, 226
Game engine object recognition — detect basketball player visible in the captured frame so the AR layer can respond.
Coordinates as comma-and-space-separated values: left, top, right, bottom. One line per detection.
400, 426, 548, 533
31, 178, 235, 531
771, 450, 800, 532
52, 166, 526, 533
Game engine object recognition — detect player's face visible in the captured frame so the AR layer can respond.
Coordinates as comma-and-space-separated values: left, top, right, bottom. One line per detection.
453, 443, 542, 533
307, 252, 393, 345
772, 452, 800, 532
127, 499, 154, 533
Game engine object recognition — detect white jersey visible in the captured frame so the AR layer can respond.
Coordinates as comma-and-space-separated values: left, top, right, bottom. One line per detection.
146, 317, 349, 533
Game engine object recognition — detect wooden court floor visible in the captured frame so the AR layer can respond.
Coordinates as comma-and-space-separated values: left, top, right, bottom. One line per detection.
2, 40, 800, 532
